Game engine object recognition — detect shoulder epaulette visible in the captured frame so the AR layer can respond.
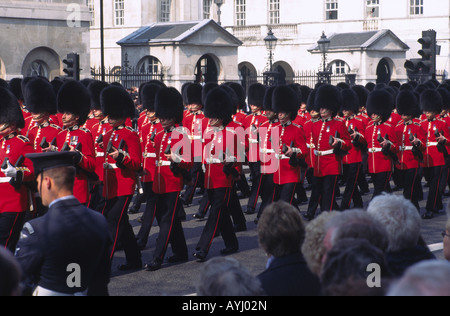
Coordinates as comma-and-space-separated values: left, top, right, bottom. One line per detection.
292, 123, 302, 128
125, 126, 136, 133
384, 122, 393, 128
17, 135, 29, 143
50, 124, 61, 129
79, 127, 91, 133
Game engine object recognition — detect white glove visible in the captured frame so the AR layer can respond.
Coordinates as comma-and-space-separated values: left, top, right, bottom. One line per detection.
1, 161, 17, 178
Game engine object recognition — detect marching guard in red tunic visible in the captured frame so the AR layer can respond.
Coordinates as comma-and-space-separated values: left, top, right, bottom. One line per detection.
55, 81, 96, 206
420, 89, 450, 219
100, 85, 143, 270
365, 89, 398, 199
0, 87, 35, 251
305, 84, 352, 220
394, 90, 426, 210
145, 87, 191, 271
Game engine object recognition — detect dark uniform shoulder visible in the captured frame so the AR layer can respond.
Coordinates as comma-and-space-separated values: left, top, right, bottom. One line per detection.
79, 127, 91, 134
17, 135, 30, 143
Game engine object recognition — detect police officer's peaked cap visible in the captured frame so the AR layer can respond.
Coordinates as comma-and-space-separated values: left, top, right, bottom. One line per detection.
420, 89, 443, 114
23, 77, 57, 115
272, 85, 299, 121
263, 86, 276, 112
57, 80, 91, 125
340, 88, 360, 113
366, 89, 394, 122
154, 87, 184, 124
100, 85, 135, 120
396, 90, 419, 116
26, 151, 77, 176
248, 83, 266, 108
140, 83, 161, 112
203, 86, 234, 123
87, 80, 109, 111
183, 82, 203, 106
0, 87, 24, 129
314, 84, 342, 116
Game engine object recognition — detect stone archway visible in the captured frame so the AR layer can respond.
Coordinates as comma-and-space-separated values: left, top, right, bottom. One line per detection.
272, 61, 294, 85
194, 54, 220, 84
21, 47, 62, 80
376, 58, 392, 84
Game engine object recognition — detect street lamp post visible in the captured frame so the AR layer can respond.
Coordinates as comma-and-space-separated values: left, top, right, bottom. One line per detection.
263, 28, 279, 86
214, 0, 224, 26
317, 31, 332, 84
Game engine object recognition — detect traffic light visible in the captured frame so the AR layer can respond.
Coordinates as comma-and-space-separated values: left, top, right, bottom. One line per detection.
417, 30, 437, 76
63, 53, 80, 80
404, 30, 437, 82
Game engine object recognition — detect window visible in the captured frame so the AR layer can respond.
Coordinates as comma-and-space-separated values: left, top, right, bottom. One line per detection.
366, 0, 379, 18
114, 0, 124, 26
138, 56, 162, 74
86, 0, 95, 26
410, 0, 423, 15
203, 0, 212, 19
160, 0, 171, 22
269, 0, 280, 25
235, 0, 246, 26
330, 60, 349, 75
325, 0, 338, 20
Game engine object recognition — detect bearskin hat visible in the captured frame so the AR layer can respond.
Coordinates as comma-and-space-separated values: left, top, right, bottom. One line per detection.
352, 85, 369, 109
366, 89, 394, 122
263, 86, 276, 112
8, 78, 23, 101
306, 89, 317, 113
225, 82, 247, 110
57, 80, 91, 125
340, 89, 360, 113
396, 90, 419, 116
140, 83, 161, 112
299, 85, 311, 104
182, 83, 203, 106
22, 77, 57, 115
154, 87, 184, 124
87, 80, 109, 111
0, 87, 24, 129
437, 88, 450, 111
420, 89, 443, 114
272, 85, 299, 121
203, 86, 234, 125
219, 84, 239, 115
100, 85, 135, 120
314, 84, 342, 116
201, 82, 219, 106
248, 83, 266, 108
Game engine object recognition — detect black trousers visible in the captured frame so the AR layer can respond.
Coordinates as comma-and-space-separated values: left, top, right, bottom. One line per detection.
307, 175, 340, 215
341, 163, 363, 210
136, 182, 158, 245
257, 174, 275, 220
425, 166, 446, 213
371, 171, 392, 199
227, 185, 247, 228
401, 168, 421, 210
102, 195, 141, 265
273, 182, 298, 206
183, 162, 204, 204
246, 162, 262, 213
153, 191, 188, 261
0, 212, 25, 252
196, 187, 238, 254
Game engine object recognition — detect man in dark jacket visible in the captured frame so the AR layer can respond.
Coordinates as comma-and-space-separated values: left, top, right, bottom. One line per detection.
257, 201, 321, 296
15, 152, 111, 296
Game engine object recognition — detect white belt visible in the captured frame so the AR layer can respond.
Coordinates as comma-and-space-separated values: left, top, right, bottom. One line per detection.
104, 163, 118, 169
143, 153, 156, 158
260, 149, 275, 154
205, 158, 222, 164
399, 146, 413, 152
314, 149, 334, 156
307, 144, 315, 149
188, 135, 202, 140
369, 147, 383, 153
156, 160, 171, 167
0, 177, 12, 183
249, 139, 259, 144
33, 286, 86, 297
96, 152, 105, 157
275, 154, 290, 159
427, 142, 439, 146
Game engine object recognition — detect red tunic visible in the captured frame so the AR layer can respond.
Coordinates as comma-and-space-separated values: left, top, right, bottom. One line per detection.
91, 119, 113, 182
259, 119, 280, 174
394, 120, 426, 170
0, 133, 35, 213
27, 122, 61, 152
311, 118, 352, 177
103, 125, 142, 199
140, 120, 163, 183
365, 121, 397, 174
420, 118, 450, 168
343, 116, 367, 165
243, 112, 268, 163
56, 126, 96, 204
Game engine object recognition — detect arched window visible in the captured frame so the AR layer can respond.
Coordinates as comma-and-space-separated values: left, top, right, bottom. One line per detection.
137, 56, 162, 74
329, 60, 350, 75
27, 60, 49, 78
